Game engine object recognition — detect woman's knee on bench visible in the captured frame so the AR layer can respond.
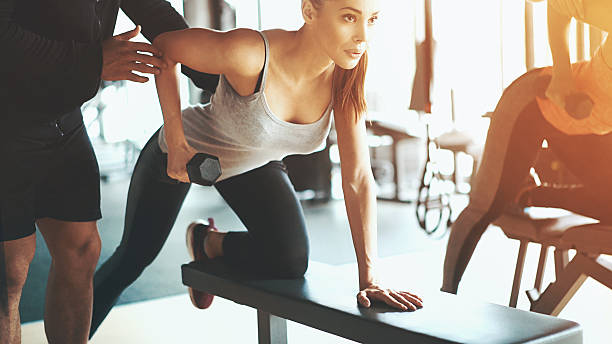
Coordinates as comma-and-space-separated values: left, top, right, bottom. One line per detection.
265, 247, 309, 278
254, 219, 309, 278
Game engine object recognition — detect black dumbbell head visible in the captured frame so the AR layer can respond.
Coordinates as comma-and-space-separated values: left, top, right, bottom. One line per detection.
187, 153, 222, 186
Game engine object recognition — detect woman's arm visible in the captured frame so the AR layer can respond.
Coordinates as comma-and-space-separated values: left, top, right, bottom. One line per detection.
152, 28, 264, 182
154, 57, 193, 182
334, 112, 378, 290
334, 110, 423, 311
153, 28, 264, 91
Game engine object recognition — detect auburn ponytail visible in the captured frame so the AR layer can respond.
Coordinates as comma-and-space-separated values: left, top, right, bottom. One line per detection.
332, 51, 368, 123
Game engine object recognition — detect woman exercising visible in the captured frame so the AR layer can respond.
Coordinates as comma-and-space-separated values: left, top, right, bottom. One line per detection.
90, 0, 423, 336
442, 0, 612, 294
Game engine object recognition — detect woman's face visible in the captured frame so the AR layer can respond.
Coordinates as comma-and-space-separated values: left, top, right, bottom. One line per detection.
309, 0, 381, 69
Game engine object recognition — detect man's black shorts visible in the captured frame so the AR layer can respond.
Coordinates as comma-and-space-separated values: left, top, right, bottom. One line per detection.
0, 109, 102, 242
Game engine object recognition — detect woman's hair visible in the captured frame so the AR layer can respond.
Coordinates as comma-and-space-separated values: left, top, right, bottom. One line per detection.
309, 0, 368, 122
333, 52, 368, 122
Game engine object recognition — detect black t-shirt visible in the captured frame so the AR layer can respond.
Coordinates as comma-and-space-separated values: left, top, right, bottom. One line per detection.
0, 0, 219, 134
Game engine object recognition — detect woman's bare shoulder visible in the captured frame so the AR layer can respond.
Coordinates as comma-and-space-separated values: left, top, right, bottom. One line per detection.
223, 28, 267, 77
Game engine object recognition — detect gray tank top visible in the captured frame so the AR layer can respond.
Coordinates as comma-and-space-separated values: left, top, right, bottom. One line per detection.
159, 31, 333, 181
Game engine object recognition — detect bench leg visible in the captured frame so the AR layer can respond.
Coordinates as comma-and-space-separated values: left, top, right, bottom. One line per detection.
257, 310, 287, 344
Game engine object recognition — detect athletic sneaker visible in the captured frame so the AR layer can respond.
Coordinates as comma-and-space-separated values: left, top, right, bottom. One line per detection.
186, 218, 217, 309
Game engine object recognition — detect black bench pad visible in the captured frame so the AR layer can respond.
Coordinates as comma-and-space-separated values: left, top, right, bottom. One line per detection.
182, 260, 582, 344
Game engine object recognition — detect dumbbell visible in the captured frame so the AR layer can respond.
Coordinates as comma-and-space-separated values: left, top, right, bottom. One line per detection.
186, 153, 222, 186
536, 75, 593, 119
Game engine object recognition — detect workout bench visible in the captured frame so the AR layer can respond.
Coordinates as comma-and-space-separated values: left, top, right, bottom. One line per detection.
182, 259, 581, 343
494, 209, 612, 315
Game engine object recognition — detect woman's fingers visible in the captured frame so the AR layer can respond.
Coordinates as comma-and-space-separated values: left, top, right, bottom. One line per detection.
398, 291, 423, 308
357, 291, 371, 307
400, 291, 423, 304
357, 286, 424, 311
167, 144, 197, 184
167, 158, 192, 183
389, 291, 417, 311
167, 167, 189, 183
374, 290, 410, 311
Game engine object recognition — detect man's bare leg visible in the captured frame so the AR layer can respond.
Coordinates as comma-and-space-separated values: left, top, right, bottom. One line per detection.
0, 234, 36, 344
37, 218, 100, 344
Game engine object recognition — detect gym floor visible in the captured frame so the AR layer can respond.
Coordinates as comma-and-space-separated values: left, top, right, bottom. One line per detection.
19, 170, 612, 343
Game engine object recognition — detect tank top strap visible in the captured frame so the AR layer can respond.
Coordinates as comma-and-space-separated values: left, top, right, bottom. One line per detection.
257, 31, 271, 92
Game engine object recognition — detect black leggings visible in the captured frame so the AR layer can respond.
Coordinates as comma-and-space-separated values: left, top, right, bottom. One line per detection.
90, 130, 309, 335
442, 101, 612, 293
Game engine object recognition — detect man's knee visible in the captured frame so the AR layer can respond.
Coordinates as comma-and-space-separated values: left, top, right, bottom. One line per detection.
52, 233, 101, 277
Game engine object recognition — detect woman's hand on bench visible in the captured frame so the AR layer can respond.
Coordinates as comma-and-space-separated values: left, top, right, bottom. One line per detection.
357, 284, 423, 311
